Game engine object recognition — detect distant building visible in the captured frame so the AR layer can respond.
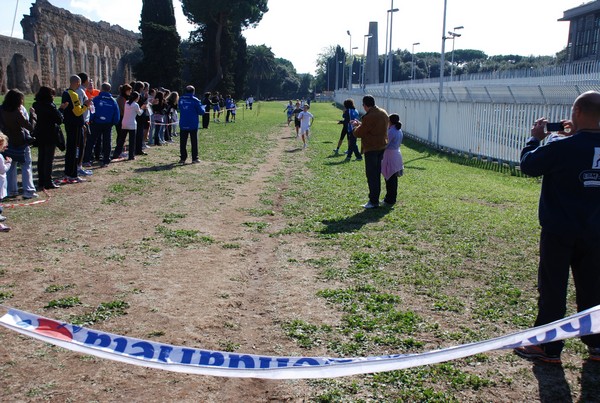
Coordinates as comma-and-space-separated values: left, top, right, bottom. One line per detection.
0, 0, 139, 94
559, 0, 600, 62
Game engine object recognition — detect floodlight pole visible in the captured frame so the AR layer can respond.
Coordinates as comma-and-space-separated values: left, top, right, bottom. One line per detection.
436, 0, 448, 147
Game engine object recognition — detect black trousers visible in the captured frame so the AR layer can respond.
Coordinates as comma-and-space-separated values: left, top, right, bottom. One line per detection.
112, 122, 127, 159
64, 124, 82, 178
37, 143, 56, 187
180, 129, 198, 161
364, 150, 384, 205
202, 113, 210, 129
127, 129, 137, 160
384, 174, 398, 205
346, 132, 361, 159
535, 228, 600, 355
135, 120, 147, 154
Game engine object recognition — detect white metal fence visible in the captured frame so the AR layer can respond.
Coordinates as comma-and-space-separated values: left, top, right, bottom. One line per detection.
334, 62, 600, 164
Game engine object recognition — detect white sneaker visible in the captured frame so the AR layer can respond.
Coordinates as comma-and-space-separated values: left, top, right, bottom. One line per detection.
362, 201, 378, 209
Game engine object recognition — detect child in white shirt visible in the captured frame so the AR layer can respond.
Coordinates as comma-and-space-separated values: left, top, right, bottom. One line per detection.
297, 104, 314, 149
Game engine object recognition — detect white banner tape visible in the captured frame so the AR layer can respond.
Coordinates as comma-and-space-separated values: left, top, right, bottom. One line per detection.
1, 306, 599, 379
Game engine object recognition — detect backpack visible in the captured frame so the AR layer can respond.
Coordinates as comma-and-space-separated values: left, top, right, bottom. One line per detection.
347, 108, 359, 133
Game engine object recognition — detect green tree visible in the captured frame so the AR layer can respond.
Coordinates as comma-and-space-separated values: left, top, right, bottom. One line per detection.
181, 0, 268, 92
247, 45, 276, 99
136, 0, 182, 90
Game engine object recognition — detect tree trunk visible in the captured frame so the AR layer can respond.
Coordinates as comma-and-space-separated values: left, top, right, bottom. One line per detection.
204, 13, 224, 91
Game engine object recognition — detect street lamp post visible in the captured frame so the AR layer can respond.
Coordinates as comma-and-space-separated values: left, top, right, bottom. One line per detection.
327, 58, 330, 92
351, 46, 358, 90
449, 26, 463, 81
335, 52, 339, 90
411, 42, 420, 81
386, 2, 399, 109
342, 54, 346, 91
436, 0, 449, 147
362, 34, 372, 89
347, 31, 352, 91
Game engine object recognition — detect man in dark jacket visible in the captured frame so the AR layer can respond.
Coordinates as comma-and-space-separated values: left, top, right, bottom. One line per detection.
515, 91, 600, 364
85, 82, 120, 167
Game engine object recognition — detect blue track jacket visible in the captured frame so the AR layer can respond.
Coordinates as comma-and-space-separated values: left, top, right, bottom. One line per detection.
91, 91, 120, 125
178, 94, 205, 131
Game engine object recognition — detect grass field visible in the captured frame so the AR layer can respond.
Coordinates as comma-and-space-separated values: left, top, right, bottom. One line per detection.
1, 99, 598, 401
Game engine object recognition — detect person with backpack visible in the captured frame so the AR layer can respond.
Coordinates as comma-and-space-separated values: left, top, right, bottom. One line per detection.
343, 99, 362, 162
86, 82, 120, 168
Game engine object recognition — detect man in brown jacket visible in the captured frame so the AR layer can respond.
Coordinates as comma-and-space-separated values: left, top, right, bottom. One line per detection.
352, 95, 389, 208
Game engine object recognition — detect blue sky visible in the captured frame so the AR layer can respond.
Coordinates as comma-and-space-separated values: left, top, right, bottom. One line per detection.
1, 0, 585, 75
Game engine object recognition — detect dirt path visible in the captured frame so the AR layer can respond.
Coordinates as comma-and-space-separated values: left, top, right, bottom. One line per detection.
186, 125, 313, 402
0, 124, 332, 401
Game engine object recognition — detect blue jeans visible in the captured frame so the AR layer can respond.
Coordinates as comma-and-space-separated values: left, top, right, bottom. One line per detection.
153, 115, 165, 145
7, 145, 36, 197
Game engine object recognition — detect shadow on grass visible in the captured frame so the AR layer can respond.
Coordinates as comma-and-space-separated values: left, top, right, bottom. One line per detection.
323, 159, 352, 166
580, 360, 600, 402
320, 207, 391, 234
532, 363, 572, 402
285, 148, 303, 153
133, 163, 179, 173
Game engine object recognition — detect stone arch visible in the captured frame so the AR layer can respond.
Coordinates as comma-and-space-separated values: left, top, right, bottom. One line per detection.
91, 43, 101, 84
31, 74, 41, 94
7, 54, 29, 92
114, 47, 122, 62
63, 34, 74, 79
6, 64, 13, 91
0, 60, 5, 93
103, 45, 111, 84
44, 34, 59, 90
78, 40, 88, 73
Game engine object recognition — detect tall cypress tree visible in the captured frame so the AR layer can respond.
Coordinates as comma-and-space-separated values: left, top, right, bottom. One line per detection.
135, 0, 182, 90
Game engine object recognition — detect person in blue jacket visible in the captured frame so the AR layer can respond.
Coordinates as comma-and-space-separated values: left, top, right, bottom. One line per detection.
514, 91, 600, 365
178, 85, 204, 164
85, 82, 120, 167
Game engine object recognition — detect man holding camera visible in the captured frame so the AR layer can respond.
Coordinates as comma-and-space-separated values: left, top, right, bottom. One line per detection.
515, 91, 600, 364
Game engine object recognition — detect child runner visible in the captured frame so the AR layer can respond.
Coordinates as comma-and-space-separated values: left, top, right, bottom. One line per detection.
297, 104, 314, 149
284, 100, 294, 126
225, 95, 235, 123
211, 92, 220, 122
292, 101, 303, 137
230, 100, 237, 122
